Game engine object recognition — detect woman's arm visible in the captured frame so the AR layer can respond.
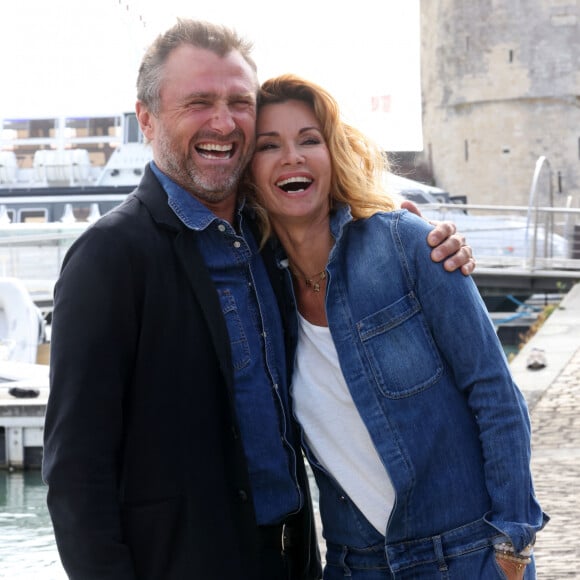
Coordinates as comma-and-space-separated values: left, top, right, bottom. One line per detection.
396, 211, 547, 552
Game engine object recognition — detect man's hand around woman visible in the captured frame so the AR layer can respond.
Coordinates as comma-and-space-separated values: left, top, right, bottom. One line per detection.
400, 200, 476, 276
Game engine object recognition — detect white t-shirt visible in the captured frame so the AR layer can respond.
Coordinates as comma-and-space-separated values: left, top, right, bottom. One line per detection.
292, 313, 395, 534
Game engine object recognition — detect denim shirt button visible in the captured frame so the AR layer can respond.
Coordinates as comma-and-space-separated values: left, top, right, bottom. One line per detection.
238, 489, 249, 502
339, 495, 347, 502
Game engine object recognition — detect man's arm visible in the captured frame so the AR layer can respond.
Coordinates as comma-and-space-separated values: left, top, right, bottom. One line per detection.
400, 200, 475, 276
43, 226, 138, 579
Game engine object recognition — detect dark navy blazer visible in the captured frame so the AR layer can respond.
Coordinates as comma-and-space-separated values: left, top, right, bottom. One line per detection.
43, 165, 320, 580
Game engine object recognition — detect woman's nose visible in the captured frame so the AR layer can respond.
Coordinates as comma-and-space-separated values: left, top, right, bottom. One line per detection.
282, 146, 305, 165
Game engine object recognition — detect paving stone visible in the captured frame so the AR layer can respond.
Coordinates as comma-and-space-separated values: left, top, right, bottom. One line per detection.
529, 347, 580, 578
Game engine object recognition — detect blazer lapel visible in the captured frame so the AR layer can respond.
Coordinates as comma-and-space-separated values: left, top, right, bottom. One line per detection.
173, 228, 234, 389
134, 167, 234, 391
135, 165, 234, 392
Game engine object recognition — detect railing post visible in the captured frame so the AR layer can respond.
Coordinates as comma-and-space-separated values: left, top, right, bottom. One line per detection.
526, 156, 552, 270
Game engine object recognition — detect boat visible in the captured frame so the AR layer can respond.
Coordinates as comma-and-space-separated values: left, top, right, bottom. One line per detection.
385, 172, 571, 262
0, 277, 48, 409
0, 277, 45, 364
0, 112, 153, 288
0, 111, 152, 224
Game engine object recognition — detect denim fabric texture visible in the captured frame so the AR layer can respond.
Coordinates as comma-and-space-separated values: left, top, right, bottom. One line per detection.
152, 163, 301, 525
315, 457, 538, 579
277, 205, 547, 577
324, 538, 536, 579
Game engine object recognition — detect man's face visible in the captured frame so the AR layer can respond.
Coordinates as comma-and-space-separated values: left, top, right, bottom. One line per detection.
139, 45, 258, 208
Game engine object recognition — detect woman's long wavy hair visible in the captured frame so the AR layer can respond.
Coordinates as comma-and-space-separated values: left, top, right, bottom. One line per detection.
246, 74, 396, 243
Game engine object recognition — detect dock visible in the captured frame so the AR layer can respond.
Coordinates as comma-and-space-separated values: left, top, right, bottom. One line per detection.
0, 361, 49, 469
509, 281, 580, 578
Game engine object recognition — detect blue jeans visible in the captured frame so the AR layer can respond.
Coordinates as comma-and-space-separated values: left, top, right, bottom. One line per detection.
315, 468, 537, 579
324, 540, 537, 579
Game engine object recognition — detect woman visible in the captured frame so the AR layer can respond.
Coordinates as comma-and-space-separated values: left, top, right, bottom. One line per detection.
247, 74, 548, 579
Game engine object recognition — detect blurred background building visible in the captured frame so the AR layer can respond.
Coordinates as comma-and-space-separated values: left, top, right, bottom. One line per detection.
416, 0, 580, 207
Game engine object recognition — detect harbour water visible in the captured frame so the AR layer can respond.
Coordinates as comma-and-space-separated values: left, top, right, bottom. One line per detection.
0, 467, 320, 578
0, 470, 66, 579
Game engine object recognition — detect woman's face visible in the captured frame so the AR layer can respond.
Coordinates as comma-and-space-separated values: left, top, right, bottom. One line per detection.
251, 99, 332, 228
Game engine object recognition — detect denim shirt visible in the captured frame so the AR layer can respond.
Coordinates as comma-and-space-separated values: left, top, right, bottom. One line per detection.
277, 204, 547, 552
151, 163, 301, 525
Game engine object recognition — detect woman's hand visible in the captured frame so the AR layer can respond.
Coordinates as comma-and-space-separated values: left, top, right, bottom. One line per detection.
496, 554, 528, 580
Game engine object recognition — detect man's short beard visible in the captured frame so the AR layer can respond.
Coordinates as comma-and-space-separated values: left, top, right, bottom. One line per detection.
156, 132, 253, 205
177, 160, 244, 204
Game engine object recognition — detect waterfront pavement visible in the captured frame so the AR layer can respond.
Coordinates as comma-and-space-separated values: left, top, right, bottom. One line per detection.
313, 282, 580, 577
510, 281, 580, 579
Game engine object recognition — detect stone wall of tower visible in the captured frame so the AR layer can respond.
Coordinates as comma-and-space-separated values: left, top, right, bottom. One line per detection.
420, 0, 580, 207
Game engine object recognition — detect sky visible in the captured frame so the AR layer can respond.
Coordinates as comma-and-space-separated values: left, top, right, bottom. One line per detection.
0, 0, 422, 150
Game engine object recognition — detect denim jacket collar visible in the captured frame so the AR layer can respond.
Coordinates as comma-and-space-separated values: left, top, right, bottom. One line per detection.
274, 204, 353, 270
150, 161, 246, 231
329, 204, 353, 240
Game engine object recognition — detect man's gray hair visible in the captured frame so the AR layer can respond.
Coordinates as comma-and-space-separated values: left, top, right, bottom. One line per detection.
137, 19, 258, 114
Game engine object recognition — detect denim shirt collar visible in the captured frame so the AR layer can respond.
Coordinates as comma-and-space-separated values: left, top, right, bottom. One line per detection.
274, 203, 353, 270
150, 161, 245, 230
329, 203, 354, 240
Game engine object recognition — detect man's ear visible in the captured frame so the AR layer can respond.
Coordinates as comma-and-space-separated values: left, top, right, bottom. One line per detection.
135, 101, 154, 141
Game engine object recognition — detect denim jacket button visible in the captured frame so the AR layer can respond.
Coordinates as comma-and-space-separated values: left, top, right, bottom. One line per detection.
238, 489, 249, 502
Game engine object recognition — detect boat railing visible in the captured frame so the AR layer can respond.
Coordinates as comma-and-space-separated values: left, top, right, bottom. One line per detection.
418, 198, 580, 272
1, 194, 580, 281
0, 221, 90, 280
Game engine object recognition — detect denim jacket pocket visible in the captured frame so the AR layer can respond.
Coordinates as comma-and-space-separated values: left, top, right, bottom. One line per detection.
218, 289, 251, 371
356, 292, 442, 398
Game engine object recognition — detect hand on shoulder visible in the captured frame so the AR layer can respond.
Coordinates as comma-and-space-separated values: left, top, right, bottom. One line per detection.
400, 200, 475, 276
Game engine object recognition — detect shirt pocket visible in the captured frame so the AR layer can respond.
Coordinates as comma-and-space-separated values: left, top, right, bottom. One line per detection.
356, 291, 442, 398
218, 289, 251, 371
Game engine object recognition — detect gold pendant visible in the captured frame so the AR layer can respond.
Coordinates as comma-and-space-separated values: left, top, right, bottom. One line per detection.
304, 269, 326, 293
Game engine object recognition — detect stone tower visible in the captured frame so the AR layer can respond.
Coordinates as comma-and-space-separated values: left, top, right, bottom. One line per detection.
420, 0, 580, 207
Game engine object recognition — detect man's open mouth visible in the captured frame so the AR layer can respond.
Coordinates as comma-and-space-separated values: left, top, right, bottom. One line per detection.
196, 143, 235, 160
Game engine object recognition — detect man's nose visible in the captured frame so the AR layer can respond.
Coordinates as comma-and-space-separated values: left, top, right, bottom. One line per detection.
208, 104, 236, 134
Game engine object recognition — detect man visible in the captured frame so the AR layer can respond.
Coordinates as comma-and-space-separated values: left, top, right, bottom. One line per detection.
43, 19, 474, 580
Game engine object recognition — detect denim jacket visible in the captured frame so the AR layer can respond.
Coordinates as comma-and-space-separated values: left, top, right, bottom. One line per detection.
276, 205, 547, 555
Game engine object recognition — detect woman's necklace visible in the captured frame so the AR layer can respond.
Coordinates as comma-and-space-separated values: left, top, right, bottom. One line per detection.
290, 266, 327, 293
304, 269, 327, 293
